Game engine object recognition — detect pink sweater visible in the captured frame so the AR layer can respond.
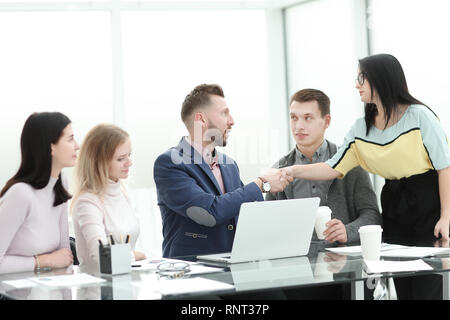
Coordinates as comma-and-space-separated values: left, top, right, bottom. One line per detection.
0, 177, 70, 274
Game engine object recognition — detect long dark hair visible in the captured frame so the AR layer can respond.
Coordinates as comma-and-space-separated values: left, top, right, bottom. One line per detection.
359, 53, 435, 135
0, 112, 72, 206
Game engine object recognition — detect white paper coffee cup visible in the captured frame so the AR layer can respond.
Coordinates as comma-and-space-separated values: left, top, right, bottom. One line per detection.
358, 225, 383, 261
315, 206, 332, 240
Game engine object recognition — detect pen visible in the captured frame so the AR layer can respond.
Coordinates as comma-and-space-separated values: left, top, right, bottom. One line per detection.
125, 234, 130, 244
120, 235, 124, 244
98, 239, 104, 247
109, 233, 115, 245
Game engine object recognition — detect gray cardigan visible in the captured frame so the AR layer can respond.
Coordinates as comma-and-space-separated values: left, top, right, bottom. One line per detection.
265, 140, 381, 243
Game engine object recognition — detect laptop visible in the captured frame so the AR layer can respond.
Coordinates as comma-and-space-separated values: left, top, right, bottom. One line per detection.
197, 197, 320, 264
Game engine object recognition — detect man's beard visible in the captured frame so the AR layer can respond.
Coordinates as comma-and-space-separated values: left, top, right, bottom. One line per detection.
204, 121, 228, 147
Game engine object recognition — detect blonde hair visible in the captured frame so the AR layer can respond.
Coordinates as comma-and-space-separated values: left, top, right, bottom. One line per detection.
72, 124, 129, 206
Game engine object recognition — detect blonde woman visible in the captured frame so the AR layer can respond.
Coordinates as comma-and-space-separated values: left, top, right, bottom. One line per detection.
71, 124, 146, 267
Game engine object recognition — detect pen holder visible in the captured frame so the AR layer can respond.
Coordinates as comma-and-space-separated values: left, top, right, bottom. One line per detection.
99, 243, 131, 275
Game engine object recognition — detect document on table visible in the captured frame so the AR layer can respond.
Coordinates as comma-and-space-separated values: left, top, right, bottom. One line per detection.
189, 264, 224, 275
28, 273, 106, 287
2, 279, 38, 289
325, 243, 407, 255
153, 277, 234, 296
131, 258, 174, 271
325, 245, 363, 255
364, 259, 433, 274
380, 247, 450, 258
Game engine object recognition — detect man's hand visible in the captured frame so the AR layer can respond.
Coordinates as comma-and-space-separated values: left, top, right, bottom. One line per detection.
256, 168, 293, 193
323, 219, 347, 243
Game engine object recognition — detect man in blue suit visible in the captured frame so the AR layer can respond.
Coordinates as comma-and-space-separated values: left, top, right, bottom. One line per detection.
154, 84, 291, 258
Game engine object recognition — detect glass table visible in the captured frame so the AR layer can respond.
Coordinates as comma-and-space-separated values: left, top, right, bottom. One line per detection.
1, 240, 449, 300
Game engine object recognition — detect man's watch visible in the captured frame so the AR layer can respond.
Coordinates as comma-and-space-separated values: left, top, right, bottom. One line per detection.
258, 177, 271, 193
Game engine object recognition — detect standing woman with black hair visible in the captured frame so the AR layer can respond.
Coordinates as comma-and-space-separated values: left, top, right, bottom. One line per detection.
284, 53, 450, 299
0, 112, 79, 274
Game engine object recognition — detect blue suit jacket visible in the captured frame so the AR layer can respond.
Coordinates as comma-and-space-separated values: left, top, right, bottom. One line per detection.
154, 137, 263, 258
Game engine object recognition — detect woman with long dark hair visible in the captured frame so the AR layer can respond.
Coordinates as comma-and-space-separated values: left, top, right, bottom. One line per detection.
0, 112, 79, 274
284, 53, 450, 299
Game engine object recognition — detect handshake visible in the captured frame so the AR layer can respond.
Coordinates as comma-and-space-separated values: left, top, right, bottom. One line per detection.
255, 167, 295, 193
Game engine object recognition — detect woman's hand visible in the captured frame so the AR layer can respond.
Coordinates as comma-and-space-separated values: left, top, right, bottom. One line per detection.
281, 163, 340, 181
281, 166, 294, 179
434, 217, 450, 241
38, 248, 73, 269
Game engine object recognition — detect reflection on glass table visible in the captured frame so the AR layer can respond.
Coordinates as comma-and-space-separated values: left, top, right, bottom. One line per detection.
1, 240, 450, 300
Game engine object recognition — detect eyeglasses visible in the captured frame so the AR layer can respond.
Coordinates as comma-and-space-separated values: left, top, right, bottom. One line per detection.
156, 262, 191, 279
355, 73, 365, 86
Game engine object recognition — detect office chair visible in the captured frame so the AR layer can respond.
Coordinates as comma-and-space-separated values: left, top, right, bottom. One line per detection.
69, 236, 79, 265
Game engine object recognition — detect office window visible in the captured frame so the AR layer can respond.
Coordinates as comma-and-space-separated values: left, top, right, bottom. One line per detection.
368, 0, 450, 133
121, 10, 271, 188
285, 0, 366, 147
0, 11, 112, 187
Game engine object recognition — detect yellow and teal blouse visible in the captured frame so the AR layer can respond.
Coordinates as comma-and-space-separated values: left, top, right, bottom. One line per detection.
326, 104, 450, 180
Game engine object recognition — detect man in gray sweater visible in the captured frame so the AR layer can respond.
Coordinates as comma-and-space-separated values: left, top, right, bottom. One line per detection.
266, 88, 381, 243
266, 88, 381, 299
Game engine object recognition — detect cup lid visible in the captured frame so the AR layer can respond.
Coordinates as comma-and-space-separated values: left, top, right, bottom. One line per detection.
358, 225, 383, 233
317, 206, 332, 214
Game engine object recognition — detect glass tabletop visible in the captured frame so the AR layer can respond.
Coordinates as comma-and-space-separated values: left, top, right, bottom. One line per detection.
1, 240, 449, 300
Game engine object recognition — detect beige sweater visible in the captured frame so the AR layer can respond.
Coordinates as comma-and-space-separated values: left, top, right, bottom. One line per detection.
71, 180, 140, 266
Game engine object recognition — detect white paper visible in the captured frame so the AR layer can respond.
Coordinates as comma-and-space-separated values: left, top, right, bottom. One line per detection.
325, 243, 406, 255
189, 264, 223, 275
381, 247, 450, 258
29, 273, 106, 287
131, 258, 170, 271
364, 259, 433, 274
153, 277, 234, 296
2, 279, 37, 289
325, 245, 363, 255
